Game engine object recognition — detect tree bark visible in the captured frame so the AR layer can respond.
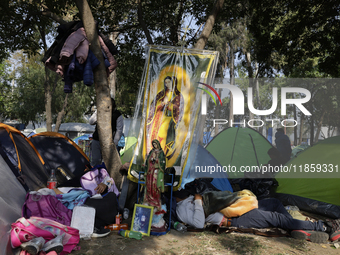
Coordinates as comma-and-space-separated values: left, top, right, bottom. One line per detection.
310, 116, 314, 146
229, 45, 235, 127
293, 104, 297, 146
246, 51, 253, 78
246, 52, 254, 120
299, 115, 304, 144
137, 0, 153, 45
108, 33, 118, 98
314, 110, 326, 143
54, 94, 68, 132
194, 0, 224, 49
44, 66, 53, 132
75, 0, 122, 187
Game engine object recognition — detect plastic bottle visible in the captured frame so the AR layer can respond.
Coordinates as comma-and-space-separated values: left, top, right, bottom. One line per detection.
123, 208, 129, 220
105, 223, 129, 231
116, 213, 122, 224
172, 220, 187, 232
47, 169, 57, 189
119, 229, 143, 240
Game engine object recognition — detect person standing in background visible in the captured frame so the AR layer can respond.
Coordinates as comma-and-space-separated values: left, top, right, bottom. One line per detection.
89, 98, 124, 166
275, 128, 292, 164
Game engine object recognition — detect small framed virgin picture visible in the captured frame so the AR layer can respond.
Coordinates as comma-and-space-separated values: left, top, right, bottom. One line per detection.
131, 204, 154, 236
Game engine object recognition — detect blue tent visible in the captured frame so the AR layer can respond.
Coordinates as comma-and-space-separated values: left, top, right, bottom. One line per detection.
181, 144, 233, 192
73, 134, 91, 144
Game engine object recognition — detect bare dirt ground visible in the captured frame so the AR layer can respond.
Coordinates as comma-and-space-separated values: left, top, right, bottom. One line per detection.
71, 229, 340, 255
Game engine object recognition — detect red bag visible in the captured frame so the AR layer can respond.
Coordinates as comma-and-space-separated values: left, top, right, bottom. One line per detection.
11, 217, 79, 255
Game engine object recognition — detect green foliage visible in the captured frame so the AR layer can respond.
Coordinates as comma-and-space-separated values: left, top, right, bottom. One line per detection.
246, 0, 340, 77
5, 51, 95, 125
0, 61, 12, 120
52, 81, 95, 123
11, 53, 46, 125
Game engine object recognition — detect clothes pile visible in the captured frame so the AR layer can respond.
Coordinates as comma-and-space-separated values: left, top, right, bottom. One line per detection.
42, 20, 118, 93
10, 166, 120, 254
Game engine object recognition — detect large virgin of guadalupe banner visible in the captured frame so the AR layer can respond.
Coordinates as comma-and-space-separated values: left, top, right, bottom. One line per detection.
126, 45, 218, 188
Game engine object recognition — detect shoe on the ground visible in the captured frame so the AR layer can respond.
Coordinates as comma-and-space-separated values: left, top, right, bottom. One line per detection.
20, 236, 45, 255
42, 235, 64, 254
91, 227, 111, 238
326, 219, 340, 241
291, 230, 329, 243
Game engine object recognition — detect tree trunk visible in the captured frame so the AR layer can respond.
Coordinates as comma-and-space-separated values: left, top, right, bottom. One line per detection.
75, 0, 122, 187
44, 66, 53, 132
310, 116, 314, 146
246, 51, 253, 78
196, 0, 224, 144
214, 89, 222, 135
54, 94, 68, 132
229, 45, 235, 127
137, 0, 153, 45
246, 52, 254, 120
314, 110, 326, 143
109, 33, 118, 98
293, 104, 297, 146
194, 0, 225, 49
299, 115, 304, 144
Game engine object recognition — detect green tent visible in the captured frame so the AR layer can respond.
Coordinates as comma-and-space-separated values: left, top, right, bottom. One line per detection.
120, 136, 137, 164
291, 143, 310, 158
276, 136, 340, 218
205, 127, 273, 178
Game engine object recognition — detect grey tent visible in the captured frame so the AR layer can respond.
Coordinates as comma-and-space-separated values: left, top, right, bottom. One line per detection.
0, 153, 26, 255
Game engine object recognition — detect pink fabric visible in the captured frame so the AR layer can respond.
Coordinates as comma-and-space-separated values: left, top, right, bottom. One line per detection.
20, 251, 58, 255
11, 217, 79, 255
59, 28, 89, 65
99, 36, 117, 74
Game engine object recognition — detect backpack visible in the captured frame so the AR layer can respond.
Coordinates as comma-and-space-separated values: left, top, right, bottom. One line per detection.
118, 134, 125, 148
11, 216, 80, 255
22, 193, 72, 226
80, 166, 119, 197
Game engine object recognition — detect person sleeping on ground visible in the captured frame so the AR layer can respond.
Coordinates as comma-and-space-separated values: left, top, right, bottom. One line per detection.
174, 189, 340, 243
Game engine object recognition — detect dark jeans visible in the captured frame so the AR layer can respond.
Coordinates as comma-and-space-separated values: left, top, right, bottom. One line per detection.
231, 198, 324, 231
84, 192, 118, 229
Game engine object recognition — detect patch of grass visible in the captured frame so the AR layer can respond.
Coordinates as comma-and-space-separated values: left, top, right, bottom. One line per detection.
169, 238, 179, 243
161, 247, 177, 254
195, 232, 216, 238
218, 235, 265, 255
290, 240, 310, 253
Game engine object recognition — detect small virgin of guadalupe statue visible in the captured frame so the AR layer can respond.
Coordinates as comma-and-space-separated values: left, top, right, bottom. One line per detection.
143, 139, 166, 214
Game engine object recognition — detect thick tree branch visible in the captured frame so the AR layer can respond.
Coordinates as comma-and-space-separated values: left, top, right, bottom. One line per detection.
171, 0, 184, 45
195, 0, 224, 49
40, 4, 67, 25
137, 0, 153, 45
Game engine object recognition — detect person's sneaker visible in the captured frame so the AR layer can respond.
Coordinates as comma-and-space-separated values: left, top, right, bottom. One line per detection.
326, 219, 340, 241
42, 235, 64, 254
20, 237, 45, 255
91, 227, 111, 238
291, 230, 329, 243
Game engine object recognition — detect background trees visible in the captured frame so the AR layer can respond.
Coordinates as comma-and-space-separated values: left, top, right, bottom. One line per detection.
0, 0, 339, 176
